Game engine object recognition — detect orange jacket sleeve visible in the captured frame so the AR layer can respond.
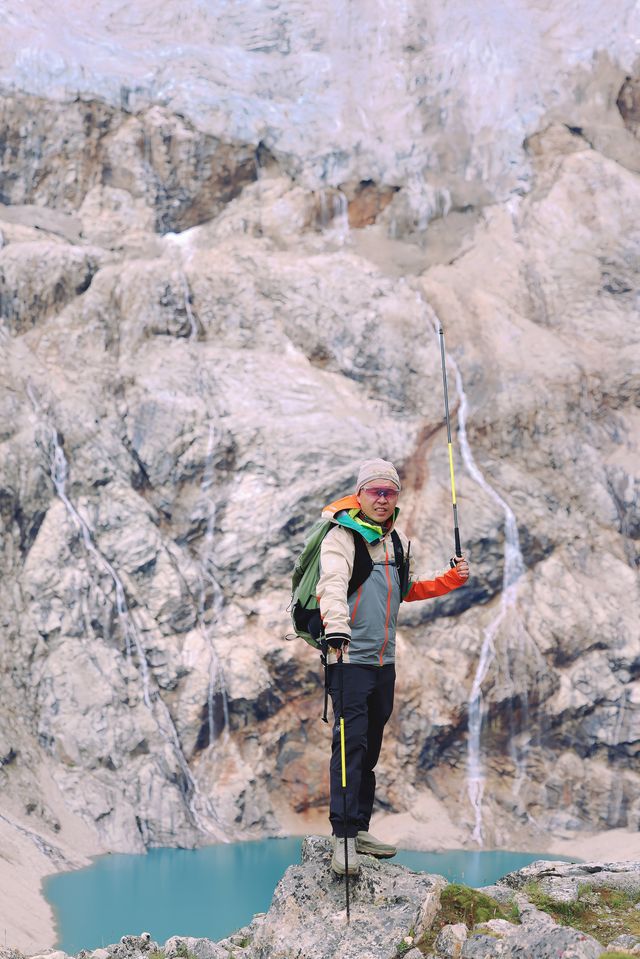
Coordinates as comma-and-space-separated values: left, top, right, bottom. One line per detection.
404, 565, 465, 602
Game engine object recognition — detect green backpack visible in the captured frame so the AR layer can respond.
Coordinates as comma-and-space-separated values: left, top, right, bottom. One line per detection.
290, 519, 408, 649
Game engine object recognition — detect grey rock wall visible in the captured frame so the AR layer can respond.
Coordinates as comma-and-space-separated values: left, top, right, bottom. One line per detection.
0, 0, 639, 867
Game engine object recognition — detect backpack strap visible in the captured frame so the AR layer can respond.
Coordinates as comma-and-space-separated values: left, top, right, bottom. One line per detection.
391, 530, 411, 600
347, 528, 410, 599
347, 530, 373, 597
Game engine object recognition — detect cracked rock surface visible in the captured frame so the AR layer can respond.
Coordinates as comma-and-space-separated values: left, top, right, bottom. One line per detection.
1, 1, 640, 952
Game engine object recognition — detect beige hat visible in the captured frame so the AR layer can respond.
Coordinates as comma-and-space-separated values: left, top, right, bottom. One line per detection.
356, 458, 401, 493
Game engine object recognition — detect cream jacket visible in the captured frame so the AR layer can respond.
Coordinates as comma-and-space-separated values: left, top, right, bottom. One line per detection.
316, 498, 464, 666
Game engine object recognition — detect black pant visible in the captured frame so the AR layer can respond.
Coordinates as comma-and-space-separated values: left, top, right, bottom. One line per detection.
328, 662, 396, 839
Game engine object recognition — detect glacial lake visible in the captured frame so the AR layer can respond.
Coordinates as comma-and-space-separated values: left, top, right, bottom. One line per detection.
45, 839, 573, 953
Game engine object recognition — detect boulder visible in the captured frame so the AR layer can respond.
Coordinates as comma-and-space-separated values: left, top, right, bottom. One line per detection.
497, 860, 640, 899
249, 836, 446, 959
434, 922, 468, 957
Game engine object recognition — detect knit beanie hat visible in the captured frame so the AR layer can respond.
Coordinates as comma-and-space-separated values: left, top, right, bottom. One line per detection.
356, 458, 401, 493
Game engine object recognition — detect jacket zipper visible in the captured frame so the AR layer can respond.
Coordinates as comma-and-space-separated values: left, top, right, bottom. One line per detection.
379, 538, 393, 665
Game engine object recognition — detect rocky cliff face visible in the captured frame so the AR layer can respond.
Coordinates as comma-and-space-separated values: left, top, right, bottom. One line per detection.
0, 0, 639, 881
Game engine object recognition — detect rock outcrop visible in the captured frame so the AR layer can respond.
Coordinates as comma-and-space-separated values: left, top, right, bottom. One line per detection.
0, 95, 260, 233
9, 849, 640, 958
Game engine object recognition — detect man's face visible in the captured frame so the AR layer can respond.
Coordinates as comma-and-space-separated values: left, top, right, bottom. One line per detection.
357, 484, 399, 524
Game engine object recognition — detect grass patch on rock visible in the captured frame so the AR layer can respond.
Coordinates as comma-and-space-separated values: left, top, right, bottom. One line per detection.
412, 880, 640, 955
523, 881, 640, 945
416, 883, 516, 953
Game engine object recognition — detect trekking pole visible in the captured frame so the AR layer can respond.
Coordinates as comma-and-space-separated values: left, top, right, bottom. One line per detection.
438, 327, 462, 558
338, 653, 350, 922
321, 638, 330, 724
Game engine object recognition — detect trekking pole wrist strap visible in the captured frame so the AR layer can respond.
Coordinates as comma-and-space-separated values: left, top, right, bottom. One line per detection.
326, 632, 350, 649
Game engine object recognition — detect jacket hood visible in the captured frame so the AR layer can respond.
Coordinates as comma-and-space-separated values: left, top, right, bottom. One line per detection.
321, 494, 361, 518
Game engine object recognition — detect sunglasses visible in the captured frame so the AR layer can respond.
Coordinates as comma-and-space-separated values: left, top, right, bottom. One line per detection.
361, 486, 399, 501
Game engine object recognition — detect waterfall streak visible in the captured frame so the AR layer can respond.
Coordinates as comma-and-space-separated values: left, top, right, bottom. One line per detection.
442, 354, 525, 843
198, 423, 230, 744
27, 386, 208, 834
318, 188, 350, 244
455, 369, 524, 587
47, 434, 152, 706
181, 273, 198, 339
607, 691, 628, 826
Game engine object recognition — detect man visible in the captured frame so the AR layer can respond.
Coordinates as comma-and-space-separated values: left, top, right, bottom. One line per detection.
316, 458, 470, 876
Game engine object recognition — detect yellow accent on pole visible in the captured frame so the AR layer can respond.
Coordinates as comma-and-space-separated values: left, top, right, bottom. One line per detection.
448, 443, 457, 505
340, 717, 346, 787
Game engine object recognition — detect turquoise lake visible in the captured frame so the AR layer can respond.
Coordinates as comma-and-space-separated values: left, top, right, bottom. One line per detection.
45, 839, 573, 953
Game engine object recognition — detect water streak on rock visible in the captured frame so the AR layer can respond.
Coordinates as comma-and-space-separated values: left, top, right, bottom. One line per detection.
451, 364, 525, 844
181, 273, 198, 340
318, 188, 350, 243
198, 423, 230, 745
26, 384, 208, 835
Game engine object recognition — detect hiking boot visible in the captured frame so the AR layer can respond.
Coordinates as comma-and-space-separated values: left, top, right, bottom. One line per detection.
355, 831, 397, 858
331, 836, 361, 876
